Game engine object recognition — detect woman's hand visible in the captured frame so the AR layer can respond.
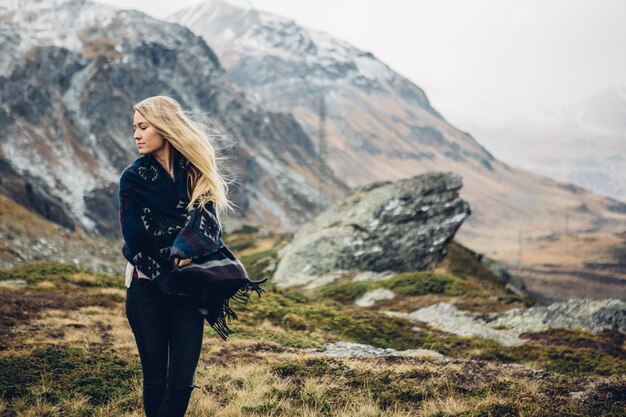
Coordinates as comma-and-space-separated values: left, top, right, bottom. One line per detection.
173, 257, 192, 267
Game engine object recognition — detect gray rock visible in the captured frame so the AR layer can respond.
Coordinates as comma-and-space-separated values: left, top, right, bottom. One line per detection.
302, 270, 350, 290
355, 288, 396, 307
273, 171, 471, 288
0, 279, 28, 287
352, 270, 396, 282
386, 303, 525, 346
310, 341, 447, 360
492, 298, 626, 335
386, 298, 626, 347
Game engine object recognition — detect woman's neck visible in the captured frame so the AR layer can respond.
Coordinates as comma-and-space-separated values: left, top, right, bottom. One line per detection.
153, 144, 174, 176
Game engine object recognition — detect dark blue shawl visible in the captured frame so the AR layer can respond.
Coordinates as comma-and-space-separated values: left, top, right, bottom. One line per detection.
119, 147, 267, 340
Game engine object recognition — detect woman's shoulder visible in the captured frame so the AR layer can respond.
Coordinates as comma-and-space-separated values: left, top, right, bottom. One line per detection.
119, 155, 149, 180
119, 155, 151, 192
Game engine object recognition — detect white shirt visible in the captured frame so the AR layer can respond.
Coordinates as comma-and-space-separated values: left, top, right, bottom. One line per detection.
125, 261, 151, 288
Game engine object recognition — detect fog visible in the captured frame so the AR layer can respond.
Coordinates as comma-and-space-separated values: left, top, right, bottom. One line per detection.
101, 0, 626, 137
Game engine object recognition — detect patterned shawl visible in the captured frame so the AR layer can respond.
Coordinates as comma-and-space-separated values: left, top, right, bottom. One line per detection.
118, 147, 268, 340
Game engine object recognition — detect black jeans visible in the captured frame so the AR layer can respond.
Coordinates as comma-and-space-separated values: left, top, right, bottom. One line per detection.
125, 277, 205, 417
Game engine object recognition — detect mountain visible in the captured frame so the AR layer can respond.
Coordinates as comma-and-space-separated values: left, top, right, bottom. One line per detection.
168, 0, 626, 299
563, 85, 626, 135
467, 85, 626, 203
0, 191, 119, 273
0, 0, 348, 240
1, 0, 625, 300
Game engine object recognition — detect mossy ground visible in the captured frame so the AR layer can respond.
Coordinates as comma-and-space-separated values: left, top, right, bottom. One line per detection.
0, 231, 623, 416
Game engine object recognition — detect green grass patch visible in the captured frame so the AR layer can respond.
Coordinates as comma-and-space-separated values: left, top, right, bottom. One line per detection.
473, 342, 626, 377
0, 345, 140, 411
229, 224, 260, 235
272, 358, 428, 410
317, 270, 475, 303
384, 271, 472, 297
236, 283, 626, 377
443, 242, 505, 285
230, 322, 323, 349
0, 262, 122, 288
236, 282, 430, 350
270, 356, 626, 416
239, 248, 279, 281
228, 238, 257, 252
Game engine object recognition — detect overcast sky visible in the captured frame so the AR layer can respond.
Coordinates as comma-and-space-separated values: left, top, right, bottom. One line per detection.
100, 0, 626, 136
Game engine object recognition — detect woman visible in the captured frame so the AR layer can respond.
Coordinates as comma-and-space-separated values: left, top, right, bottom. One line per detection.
119, 95, 267, 417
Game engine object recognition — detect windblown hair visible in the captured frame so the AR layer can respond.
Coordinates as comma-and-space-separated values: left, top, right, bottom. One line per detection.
133, 95, 237, 218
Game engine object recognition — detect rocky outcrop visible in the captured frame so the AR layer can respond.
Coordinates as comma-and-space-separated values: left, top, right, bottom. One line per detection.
491, 298, 626, 335
272, 171, 471, 288
385, 298, 626, 347
306, 341, 447, 360
386, 303, 525, 346
0, 192, 122, 274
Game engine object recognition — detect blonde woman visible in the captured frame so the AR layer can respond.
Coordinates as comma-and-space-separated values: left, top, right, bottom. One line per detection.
119, 96, 267, 416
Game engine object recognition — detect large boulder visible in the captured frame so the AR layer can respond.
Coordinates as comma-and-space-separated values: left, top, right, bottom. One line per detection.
273, 171, 471, 288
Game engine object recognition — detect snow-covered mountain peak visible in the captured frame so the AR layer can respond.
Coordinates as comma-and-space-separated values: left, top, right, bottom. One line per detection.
1, 0, 81, 14
0, 0, 224, 78
169, 1, 396, 90
2, 0, 117, 23
172, 1, 364, 61
1, 0, 118, 57
170, 0, 253, 27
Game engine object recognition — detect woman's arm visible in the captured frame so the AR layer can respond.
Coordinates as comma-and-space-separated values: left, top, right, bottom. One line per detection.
169, 200, 224, 263
119, 170, 175, 277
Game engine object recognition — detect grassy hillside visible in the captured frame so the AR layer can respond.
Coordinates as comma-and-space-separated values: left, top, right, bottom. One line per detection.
0, 229, 623, 416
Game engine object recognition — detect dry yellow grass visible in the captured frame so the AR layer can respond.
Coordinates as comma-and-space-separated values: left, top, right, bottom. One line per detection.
1, 262, 624, 416
501, 231, 626, 300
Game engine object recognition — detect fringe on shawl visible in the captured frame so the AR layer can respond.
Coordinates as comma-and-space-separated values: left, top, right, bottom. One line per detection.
207, 278, 268, 341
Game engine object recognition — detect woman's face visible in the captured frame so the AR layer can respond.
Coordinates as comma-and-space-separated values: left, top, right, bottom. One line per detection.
133, 110, 167, 155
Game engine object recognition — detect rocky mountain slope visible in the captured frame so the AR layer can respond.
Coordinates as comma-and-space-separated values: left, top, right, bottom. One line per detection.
1, 0, 624, 301
169, 0, 626, 300
0, 192, 119, 273
0, 0, 347, 240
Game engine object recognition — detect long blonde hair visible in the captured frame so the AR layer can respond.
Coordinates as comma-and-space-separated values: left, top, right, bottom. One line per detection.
133, 95, 237, 218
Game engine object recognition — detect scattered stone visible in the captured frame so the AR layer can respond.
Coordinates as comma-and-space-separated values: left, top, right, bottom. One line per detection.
311, 341, 447, 360
355, 288, 396, 307
0, 279, 28, 288
303, 270, 350, 290
352, 270, 396, 282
